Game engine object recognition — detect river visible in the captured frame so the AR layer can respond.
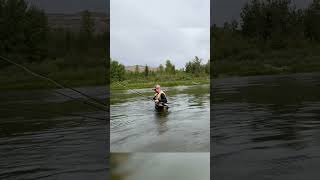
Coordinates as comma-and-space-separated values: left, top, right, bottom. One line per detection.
212, 73, 320, 180
111, 153, 210, 180
111, 84, 210, 152
0, 86, 108, 180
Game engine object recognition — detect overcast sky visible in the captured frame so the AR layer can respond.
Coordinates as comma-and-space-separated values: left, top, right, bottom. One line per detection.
111, 0, 210, 68
27, 0, 109, 13
212, 0, 312, 26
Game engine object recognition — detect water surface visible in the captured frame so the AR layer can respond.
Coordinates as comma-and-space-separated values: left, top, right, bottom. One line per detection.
111, 153, 210, 180
111, 85, 210, 152
212, 73, 320, 180
0, 86, 108, 180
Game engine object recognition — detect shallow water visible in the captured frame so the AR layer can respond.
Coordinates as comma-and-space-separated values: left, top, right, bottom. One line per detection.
110, 85, 210, 152
212, 73, 320, 180
0, 86, 108, 180
111, 153, 210, 180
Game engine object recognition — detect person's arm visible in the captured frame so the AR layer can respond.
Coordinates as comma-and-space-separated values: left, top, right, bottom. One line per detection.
159, 94, 167, 103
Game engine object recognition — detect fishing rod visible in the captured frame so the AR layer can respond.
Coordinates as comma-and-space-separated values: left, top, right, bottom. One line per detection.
114, 81, 171, 105
114, 81, 155, 102
0, 55, 108, 111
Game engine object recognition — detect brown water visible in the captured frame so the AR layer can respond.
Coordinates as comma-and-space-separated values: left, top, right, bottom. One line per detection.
0, 86, 108, 180
212, 73, 320, 180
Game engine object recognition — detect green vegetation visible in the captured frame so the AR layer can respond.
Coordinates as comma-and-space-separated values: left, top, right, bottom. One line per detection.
111, 57, 210, 90
212, 0, 320, 78
0, 0, 107, 90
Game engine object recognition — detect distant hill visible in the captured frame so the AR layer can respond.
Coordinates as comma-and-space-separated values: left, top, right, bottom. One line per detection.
47, 12, 109, 33
125, 65, 159, 72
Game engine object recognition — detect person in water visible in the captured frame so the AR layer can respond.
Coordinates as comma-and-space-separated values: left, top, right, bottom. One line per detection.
153, 84, 167, 105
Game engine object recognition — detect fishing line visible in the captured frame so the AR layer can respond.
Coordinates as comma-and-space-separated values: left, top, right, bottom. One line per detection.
114, 81, 172, 105
53, 90, 108, 112
114, 81, 154, 102
0, 55, 108, 110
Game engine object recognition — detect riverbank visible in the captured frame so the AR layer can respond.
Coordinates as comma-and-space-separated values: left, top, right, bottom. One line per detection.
111, 78, 209, 91
212, 48, 320, 78
0, 58, 106, 91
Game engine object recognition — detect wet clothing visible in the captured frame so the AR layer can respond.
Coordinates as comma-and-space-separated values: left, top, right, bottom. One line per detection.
153, 91, 167, 103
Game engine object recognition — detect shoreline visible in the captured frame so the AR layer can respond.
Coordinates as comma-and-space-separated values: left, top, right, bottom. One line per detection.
213, 70, 320, 80
2, 71, 320, 91
0, 81, 107, 92
111, 79, 210, 91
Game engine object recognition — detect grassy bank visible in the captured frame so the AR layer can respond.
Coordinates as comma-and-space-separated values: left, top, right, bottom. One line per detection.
111, 76, 209, 90
111, 79, 209, 90
111, 58, 210, 90
0, 57, 106, 91
212, 47, 320, 78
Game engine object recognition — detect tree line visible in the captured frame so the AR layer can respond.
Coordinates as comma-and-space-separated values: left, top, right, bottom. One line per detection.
240, 0, 320, 42
111, 57, 210, 82
212, 0, 320, 60
0, 0, 108, 69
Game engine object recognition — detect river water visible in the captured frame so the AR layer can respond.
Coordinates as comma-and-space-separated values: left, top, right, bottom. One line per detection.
111, 153, 210, 180
212, 73, 320, 180
0, 86, 108, 180
111, 84, 210, 152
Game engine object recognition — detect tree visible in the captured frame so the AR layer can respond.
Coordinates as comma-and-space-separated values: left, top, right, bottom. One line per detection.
185, 56, 209, 76
205, 60, 210, 74
185, 56, 203, 76
223, 22, 231, 30
231, 19, 238, 32
80, 10, 95, 50
144, 65, 149, 77
165, 60, 175, 74
240, 0, 263, 38
304, 0, 320, 41
0, 0, 48, 67
135, 65, 139, 74
111, 59, 125, 82
24, 6, 49, 62
159, 64, 164, 73
240, 0, 293, 42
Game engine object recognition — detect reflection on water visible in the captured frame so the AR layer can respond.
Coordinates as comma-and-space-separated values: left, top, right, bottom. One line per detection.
212, 73, 320, 180
111, 85, 210, 152
111, 153, 210, 180
0, 86, 108, 180
154, 111, 170, 135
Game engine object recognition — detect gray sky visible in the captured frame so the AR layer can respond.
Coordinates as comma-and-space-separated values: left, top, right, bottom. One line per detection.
212, 0, 312, 26
27, 0, 109, 13
111, 0, 210, 68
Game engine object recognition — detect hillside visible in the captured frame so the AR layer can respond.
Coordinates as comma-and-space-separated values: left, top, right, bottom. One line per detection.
47, 12, 109, 33
125, 65, 158, 72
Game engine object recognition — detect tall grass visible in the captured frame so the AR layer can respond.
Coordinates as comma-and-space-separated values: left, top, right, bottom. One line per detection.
0, 56, 106, 91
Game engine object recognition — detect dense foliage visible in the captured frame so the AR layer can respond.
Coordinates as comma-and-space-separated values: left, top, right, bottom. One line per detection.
110, 60, 125, 82
185, 56, 210, 75
0, 0, 108, 89
110, 57, 210, 84
212, 0, 320, 77
0, 0, 48, 65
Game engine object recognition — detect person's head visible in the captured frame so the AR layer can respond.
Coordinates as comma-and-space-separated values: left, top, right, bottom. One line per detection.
153, 84, 161, 93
